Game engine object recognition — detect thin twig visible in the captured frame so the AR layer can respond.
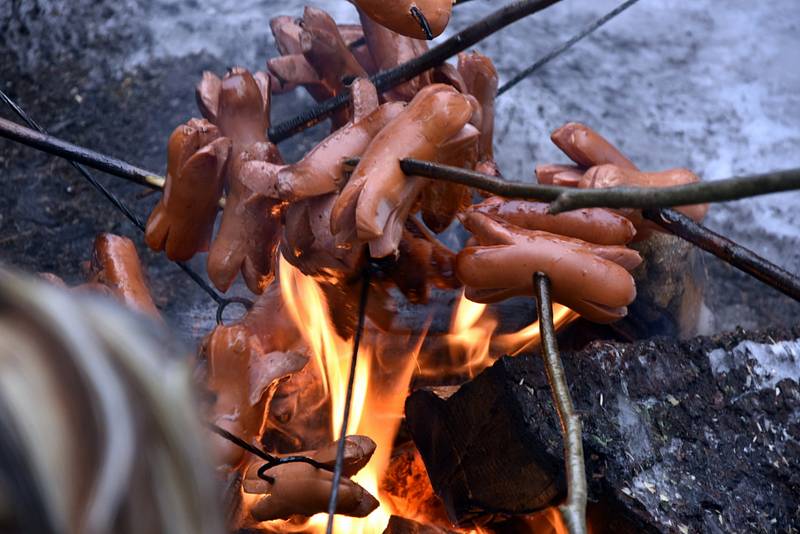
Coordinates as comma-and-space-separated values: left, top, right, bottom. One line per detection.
400, 158, 800, 211
399, 157, 566, 198
643, 208, 800, 302
533, 272, 587, 534
326, 267, 371, 534
0, 116, 164, 189
268, 0, 563, 143
548, 167, 800, 214
498, 0, 642, 95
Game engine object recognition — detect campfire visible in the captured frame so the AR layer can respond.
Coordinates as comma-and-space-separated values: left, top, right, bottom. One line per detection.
1, 0, 799, 533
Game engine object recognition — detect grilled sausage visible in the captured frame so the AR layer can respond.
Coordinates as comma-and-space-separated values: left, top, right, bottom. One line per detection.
276, 101, 405, 201
456, 212, 641, 323
203, 69, 285, 294
420, 123, 480, 233
550, 122, 637, 170
357, 7, 431, 101
331, 84, 473, 258
300, 7, 368, 97
89, 233, 161, 318
351, 0, 452, 39
145, 119, 230, 261
245, 460, 378, 521
457, 51, 498, 162
535, 163, 585, 187
580, 164, 709, 222
468, 196, 637, 245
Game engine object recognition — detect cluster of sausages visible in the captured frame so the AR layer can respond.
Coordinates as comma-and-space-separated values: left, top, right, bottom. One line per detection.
132, 5, 711, 526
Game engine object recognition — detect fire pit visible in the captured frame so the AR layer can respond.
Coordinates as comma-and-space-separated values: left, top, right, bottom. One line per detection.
0, 1, 799, 533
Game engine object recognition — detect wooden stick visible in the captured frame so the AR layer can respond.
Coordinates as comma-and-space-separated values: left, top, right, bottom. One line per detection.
534, 272, 587, 534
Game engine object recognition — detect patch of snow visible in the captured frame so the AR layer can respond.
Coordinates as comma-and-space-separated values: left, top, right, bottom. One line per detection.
707, 339, 800, 389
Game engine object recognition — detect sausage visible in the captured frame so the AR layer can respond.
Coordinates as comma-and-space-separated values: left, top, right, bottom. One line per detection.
381, 219, 461, 303
350, 77, 380, 122
335, 24, 379, 74
535, 163, 585, 187
145, 119, 230, 261
203, 69, 285, 294
331, 84, 473, 258
357, 7, 431, 101
547, 123, 708, 233
276, 101, 405, 201
550, 122, 637, 170
245, 460, 378, 521
457, 51, 499, 162
203, 327, 307, 469
211, 67, 271, 145
352, 0, 452, 39
267, 54, 322, 87
270, 15, 304, 55
299, 7, 368, 97
468, 196, 637, 245
203, 282, 305, 469
456, 212, 641, 323
420, 123, 480, 233
580, 164, 709, 222
243, 436, 376, 494
281, 193, 363, 277
89, 233, 161, 318
207, 144, 284, 293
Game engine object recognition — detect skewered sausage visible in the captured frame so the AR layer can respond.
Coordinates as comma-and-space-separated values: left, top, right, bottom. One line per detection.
420, 123, 480, 233
580, 164, 709, 222
457, 51, 499, 163
357, 7, 432, 101
351, 0, 452, 39
276, 101, 405, 201
468, 196, 637, 245
550, 122, 637, 170
145, 119, 230, 261
199, 68, 285, 294
331, 84, 473, 258
456, 212, 641, 323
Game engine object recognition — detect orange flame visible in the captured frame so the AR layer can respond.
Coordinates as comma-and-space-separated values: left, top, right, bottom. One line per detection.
269, 258, 578, 533
278, 256, 421, 533
420, 292, 579, 380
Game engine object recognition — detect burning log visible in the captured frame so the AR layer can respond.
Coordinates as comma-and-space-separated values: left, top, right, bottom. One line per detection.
406, 326, 800, 532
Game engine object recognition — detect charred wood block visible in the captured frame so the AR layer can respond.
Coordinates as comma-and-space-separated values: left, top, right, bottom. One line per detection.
406, 326, 800, 532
